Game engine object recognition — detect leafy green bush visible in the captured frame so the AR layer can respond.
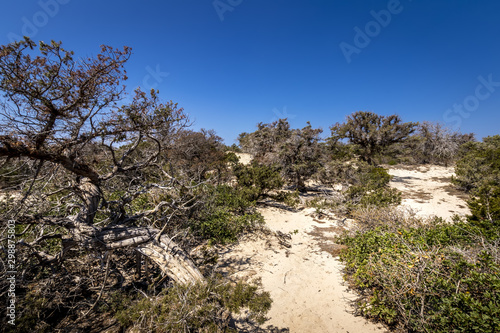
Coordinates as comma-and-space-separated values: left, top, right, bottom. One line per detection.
453, 135, 500, 234
233, 161, 284, 202
345, 166, 401, 207
114, 278, 272, 332
337, 218, 500, 332
453, 135, 500, 192
191, 185, 264, 244
197, 209, 264, 244
312, 161, 401, 217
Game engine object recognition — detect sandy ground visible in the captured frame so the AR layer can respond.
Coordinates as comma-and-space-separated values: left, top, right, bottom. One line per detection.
387, 165, 470, 221
219, 206, 386, 333
217, 162, 469, 332
236, 152, 253, 165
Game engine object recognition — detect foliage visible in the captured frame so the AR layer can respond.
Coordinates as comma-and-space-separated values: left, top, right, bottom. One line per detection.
453, 135, 500, 236
385, 122, 475, 166
239, 119, 322, 191
453, 135, 500, 192
114, 277, 272, 332
233, 161, 284, 202
190, 185, 264, 244
165, 129, 229, 183
315, 160, 401, 213
414, 121, 474, 166
338, 217, 500, 332
330, 111, 416, 165
344, 164, 401, 208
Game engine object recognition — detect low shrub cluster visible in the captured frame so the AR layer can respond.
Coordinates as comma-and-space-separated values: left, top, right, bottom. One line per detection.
233, 161, 284, 202
337, 136, 500, 332
190, 185, 265, 244
338, 217, 500, 332
113, 277, 272, 332
312, 160, 401, 215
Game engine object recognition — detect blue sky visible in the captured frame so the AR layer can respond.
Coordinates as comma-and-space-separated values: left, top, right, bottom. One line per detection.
1, 0, 499, 143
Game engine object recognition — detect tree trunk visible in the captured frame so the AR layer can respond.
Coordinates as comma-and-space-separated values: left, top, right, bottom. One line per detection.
66, 178, 205, 285
296, 173, 306, 192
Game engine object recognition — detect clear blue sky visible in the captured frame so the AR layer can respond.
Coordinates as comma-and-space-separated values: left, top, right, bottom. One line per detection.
1, 0, 499, 144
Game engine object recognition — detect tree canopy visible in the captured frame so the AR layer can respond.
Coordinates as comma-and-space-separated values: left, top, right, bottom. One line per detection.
330, 111, 417, 164
0, 38, 203, 284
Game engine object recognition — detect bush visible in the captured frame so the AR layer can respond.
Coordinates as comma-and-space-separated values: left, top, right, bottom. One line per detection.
453, 135, 500, 192
114, 278, 272, 332
349, 205, 423, 233
197, 209, 264, 244
453, 135, 500, 234
233, 162, 284, 202
330, 111, 416, 165
238, 119, 323, 191
191, 185, 264, 244
337, 218, 500, 332
414, 122, 474, 166
317, 160, 401, 211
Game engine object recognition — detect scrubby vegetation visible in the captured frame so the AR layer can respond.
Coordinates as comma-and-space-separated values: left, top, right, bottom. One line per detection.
0, 38, 496, 332
113, 277, 272, 332
337, 136, 500, 332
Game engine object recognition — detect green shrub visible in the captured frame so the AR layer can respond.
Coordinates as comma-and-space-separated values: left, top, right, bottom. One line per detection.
191, 185, 264, 244
114, 278, 272, 332
338, 215, 500, 332
453, 135, 500, 193
345, 163, 401, 208
453, 135, 500, 234
313, 161, 401, 216
270, 190, 300, 207
197, 209, 264, 244
233, 161, 283, 202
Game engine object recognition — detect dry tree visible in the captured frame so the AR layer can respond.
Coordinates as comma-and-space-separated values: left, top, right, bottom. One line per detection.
0, 38, 205, 286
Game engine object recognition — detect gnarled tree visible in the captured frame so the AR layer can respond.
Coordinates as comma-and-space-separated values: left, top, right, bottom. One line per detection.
331, 111, 416, 165
239, 119, 322, 191
0, 38, 204, 284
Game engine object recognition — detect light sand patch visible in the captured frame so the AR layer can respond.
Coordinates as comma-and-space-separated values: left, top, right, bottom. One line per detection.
388, 165, 470, 221
219, 206, 387, 333
235, 152, 253, 165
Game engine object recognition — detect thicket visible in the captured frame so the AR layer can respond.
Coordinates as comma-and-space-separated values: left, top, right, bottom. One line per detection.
113, 277, 272, 332
379, 121, 475, 166
312, 159, 401, 216
337, 135, 500, 332
330, 111, 417, 165
189, 184, 265, 244
238, 119, 322, 191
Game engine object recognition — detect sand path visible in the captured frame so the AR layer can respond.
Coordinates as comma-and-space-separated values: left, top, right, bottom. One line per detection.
219, 206, 387, 332
221, 159, 468, 332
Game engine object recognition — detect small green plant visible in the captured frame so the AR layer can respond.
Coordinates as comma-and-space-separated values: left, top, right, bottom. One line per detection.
233, 161, 284, 202
115, 277, 272, 332
190, 185, 264, 244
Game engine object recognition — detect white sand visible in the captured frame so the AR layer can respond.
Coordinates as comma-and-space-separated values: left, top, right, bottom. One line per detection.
235, 152, 253, 165
387, 165, 469, 221
219, 207, 387, 332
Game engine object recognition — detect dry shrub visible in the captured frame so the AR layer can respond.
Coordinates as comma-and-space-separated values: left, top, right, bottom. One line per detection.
114, 278, 272, 332
350, 205, 424, 233
338, 217, 500, 332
